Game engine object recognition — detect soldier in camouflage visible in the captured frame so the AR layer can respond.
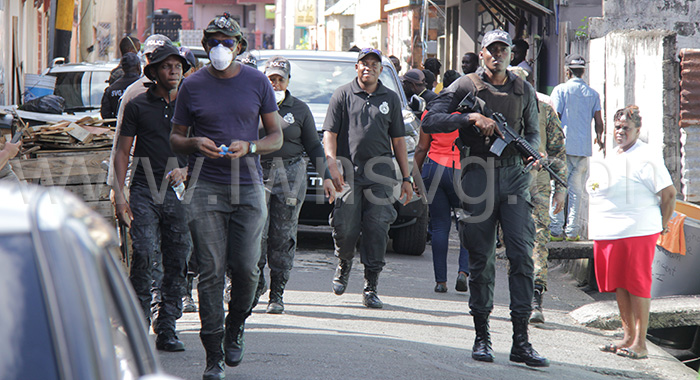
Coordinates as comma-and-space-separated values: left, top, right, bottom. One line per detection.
526, 83, 567, 323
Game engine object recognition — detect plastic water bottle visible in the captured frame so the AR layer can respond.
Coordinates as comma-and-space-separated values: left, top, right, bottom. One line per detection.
173, 182, 185, 201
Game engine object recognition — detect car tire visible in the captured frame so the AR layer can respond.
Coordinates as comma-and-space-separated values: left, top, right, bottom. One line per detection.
391, 205, 429, 256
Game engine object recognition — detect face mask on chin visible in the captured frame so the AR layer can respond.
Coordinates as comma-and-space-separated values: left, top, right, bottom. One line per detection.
209, 45, 234, 71
274, 90, 285, 104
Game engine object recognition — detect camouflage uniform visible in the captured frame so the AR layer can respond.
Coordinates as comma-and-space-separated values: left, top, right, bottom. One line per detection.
258, 156, 307, 300
531, 98, 567, 290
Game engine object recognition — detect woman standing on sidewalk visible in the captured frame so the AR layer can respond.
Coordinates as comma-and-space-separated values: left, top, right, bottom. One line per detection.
589, 105, 676, 360
414, 124, 469, 293
255, 56, 335, 313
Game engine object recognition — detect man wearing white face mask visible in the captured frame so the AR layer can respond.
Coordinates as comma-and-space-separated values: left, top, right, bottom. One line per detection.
254, 56, 335, 315
170, 12, 282, 380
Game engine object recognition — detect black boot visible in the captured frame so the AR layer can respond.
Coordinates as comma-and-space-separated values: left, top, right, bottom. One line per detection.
201, 332, 225, 380
529, 285, 545, 324
251, 271, 267, 309
332, 259, 352, 295
472, 313, 494, 362
156, 331, 185, 352
362, 269, 383, 309
267, 272, 288, 314
183, 273, 197, 313
224, 316, 245, 367
510, 316, 550, 367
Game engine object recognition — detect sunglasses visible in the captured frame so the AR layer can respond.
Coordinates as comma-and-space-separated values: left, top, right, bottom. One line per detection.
207, 38, 238, 48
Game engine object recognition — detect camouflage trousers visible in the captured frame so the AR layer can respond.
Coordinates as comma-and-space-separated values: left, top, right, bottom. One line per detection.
258, 157, 307, 278
531, 181, 550, 289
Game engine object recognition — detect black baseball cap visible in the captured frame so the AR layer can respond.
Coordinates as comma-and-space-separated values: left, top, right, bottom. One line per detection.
401, 69, 424, 85
264, 56, 291, 79
236, 52, 258, 68
178, 47, 198, 69
143, 34, 172, 55
357, 47, 382, 62
481, 29, 512, 49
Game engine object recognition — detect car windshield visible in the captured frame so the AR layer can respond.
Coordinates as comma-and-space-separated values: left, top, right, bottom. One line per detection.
260, 59, 401, 106
0, 233, 60, 380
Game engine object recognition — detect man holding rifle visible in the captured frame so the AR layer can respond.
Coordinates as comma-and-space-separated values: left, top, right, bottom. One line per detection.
421, 29, 549, 367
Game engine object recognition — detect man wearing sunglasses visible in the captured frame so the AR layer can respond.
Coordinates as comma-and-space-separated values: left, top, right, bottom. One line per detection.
170, 12, 282, 380
422, 29, 549, 367
323, 47, 413, 310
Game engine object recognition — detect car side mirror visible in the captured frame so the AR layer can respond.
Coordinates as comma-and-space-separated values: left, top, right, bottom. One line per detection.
409, 94, 426, 114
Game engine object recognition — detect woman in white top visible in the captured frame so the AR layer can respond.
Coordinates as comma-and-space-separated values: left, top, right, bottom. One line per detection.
587, 105, 676, 360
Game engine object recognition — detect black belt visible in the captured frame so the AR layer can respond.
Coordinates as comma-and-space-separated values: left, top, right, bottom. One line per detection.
468, 155, 521, 168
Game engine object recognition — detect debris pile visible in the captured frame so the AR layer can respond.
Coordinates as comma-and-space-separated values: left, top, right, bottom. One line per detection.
15, 116, 116, 153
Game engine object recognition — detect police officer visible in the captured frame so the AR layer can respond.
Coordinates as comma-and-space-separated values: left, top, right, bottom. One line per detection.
101, 52, 141, 122
256, 56, 335, 314
323, 48, 413, 309
421, 29, 549, 367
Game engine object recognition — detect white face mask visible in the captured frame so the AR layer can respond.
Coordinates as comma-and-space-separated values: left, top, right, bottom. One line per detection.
274, 90, 286, 104
209, 45, 234, 71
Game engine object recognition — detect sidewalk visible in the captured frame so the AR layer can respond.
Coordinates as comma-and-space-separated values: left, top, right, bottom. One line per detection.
158, 231, 697, 380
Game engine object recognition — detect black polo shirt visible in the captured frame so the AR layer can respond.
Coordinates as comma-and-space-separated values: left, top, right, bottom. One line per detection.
101, 73, 141, 120
322, 78, 404, 183
120, 86, 187, 186
260, 90, 323, 162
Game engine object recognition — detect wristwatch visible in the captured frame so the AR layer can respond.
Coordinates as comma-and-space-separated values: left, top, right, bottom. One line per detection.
248, 141, 258, 154
402, 176, 413, 184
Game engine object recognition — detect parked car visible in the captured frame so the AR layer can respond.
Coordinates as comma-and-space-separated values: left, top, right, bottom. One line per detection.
42, 58, 118, 115
250, 50, 428, 256
0, 183, 180, 380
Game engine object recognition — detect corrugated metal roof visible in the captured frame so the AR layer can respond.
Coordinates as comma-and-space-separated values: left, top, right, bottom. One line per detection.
680, 49, 700, 128
325, 0, 356, 16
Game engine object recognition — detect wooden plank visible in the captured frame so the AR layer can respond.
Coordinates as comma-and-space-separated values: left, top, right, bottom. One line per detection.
11, 152, 110, 184
64, 183, 111, 201
66, 123, 94, 144
84, 200, 115, 222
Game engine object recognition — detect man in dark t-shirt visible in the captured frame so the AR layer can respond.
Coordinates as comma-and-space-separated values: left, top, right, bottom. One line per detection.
170, 13, 282, 380
112, 44, 191, 353
323, 48, 413, 309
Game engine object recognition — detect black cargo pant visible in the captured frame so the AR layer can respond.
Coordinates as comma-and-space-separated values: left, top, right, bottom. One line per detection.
129, 182, 189, 335
330, 181, 398, 274
259, 157, 306, 279
458, 158, 535, 319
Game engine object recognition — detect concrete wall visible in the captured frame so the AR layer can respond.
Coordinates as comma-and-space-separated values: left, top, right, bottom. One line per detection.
589, 30, 681, 190
589, 0, 700, 51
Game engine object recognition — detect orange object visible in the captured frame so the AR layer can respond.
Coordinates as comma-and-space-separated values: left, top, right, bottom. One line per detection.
657, 212, 686, 255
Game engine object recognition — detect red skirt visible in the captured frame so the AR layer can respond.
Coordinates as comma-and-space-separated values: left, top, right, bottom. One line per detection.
593, 233, 660, 298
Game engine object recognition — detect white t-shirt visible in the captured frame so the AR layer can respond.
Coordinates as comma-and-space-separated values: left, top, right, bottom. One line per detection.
587, 140, 673, 240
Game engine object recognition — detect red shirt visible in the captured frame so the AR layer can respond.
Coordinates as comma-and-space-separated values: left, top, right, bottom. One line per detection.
427, 130, 461, 169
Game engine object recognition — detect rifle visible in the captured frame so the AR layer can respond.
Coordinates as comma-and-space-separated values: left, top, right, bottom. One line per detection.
455, 92, 567, 188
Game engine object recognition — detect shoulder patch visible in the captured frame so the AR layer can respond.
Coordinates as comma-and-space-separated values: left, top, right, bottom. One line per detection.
379, 101, 389, 115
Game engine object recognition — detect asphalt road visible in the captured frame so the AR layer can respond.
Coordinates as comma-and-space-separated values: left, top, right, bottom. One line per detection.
157, 227, 696, 380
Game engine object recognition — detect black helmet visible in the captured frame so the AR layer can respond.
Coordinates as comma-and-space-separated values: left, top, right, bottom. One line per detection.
202, 12, 248, 54
144, 44, 191, 81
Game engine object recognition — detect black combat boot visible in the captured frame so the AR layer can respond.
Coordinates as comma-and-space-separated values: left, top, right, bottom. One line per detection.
529, 285, 545, 324
251, 272, 267, 309
510, 316, 550, 367
224, 315, 245, 367
156, 331, 185, 352
472, 313, 494, 362
332, 259, 352, 295
201, 332, 225, 380
362, 269, 383, 309
267, 272, 289, 314
183, 273, 197, 313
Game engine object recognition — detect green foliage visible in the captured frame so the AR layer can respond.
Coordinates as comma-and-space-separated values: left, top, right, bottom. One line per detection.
575, 17, 589, 39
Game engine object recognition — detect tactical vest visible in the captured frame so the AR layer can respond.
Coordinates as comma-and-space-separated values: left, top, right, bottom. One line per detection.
458, 72, 525, 158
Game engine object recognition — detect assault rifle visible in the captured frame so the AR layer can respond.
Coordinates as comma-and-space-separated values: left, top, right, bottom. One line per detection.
455, 92, 567, 188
